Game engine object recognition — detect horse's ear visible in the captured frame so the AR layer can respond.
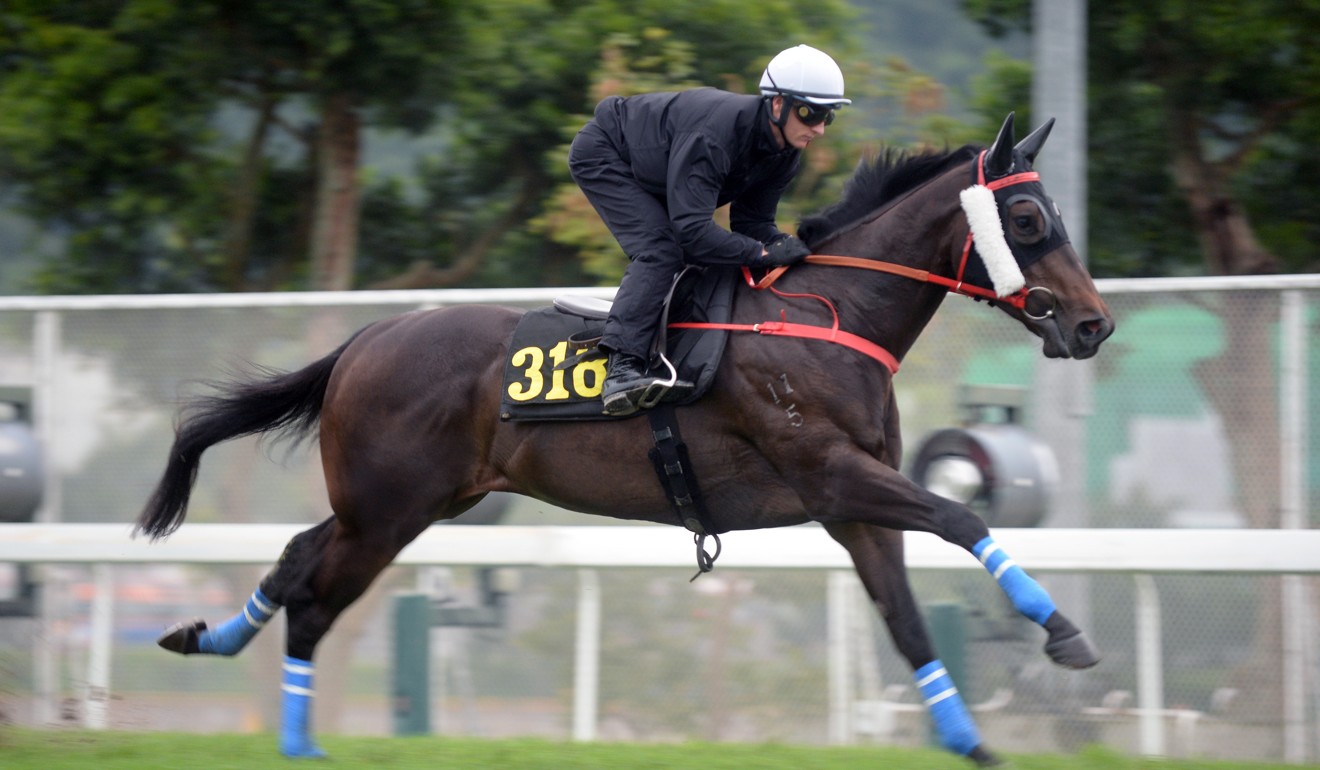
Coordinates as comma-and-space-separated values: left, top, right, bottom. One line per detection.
985, 112, 1016, 177
1015, 117, 1055, 166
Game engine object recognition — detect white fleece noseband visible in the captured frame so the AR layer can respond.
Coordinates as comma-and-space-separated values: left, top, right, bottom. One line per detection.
958, 184, 1025, 297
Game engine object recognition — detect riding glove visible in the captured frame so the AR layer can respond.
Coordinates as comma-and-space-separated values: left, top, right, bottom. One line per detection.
751, 235, 812, 268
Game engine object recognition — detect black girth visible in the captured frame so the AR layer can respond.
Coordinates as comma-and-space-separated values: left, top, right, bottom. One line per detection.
646, 403, 722, 579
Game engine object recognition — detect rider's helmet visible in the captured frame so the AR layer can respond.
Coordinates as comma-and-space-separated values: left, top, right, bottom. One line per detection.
758, 45, 851, 107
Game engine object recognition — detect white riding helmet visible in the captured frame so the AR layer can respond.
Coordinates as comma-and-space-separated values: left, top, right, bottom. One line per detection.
759, 44, 851, 106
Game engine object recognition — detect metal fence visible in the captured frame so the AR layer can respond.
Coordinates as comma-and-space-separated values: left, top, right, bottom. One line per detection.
0, 275, 1316, 763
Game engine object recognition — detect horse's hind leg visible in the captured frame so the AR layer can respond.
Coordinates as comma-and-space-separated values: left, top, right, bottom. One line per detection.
155, 585, 280, 657
266, 513, 430, 757
824, 522, 1002, 767
157, 515, 416, 757
155, 519, 335, 659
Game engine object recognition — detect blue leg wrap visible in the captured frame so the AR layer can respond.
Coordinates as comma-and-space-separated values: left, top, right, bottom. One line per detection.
197, 588, 279, 656
280, 656, 325, 758
973, 536, 1056, 625
915, 660, 981, 755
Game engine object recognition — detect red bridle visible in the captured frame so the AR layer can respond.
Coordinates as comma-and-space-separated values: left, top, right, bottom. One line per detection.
668, 151, 1057, 373
764, 150, 1041, 309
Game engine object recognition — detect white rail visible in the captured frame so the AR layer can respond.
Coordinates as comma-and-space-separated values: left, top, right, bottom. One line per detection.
3, 523, 1319, 572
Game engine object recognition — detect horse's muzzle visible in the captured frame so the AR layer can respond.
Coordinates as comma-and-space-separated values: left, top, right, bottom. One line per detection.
1055, 312, 1114, 359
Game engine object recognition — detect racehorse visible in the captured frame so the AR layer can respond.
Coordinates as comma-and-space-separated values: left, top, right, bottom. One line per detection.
136, 113, 1113, 766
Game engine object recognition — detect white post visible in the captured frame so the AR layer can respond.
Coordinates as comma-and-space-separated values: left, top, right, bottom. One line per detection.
827, 570, 853, 745
572, 568, 600, 742
1031, 0, 1094, 648
32, 310, 61, 725
1134, 574, 1165, 756
84, 564, 114, 729
1279, 290, 1309, 762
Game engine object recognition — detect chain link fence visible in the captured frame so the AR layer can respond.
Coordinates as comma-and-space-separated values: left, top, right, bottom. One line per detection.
0, 276, 1316, 762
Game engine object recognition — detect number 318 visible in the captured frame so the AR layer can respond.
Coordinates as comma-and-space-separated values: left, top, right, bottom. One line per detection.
506, 341, 606, 402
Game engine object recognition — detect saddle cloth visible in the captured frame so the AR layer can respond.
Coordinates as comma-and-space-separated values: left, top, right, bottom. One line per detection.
499, 266, 739, 422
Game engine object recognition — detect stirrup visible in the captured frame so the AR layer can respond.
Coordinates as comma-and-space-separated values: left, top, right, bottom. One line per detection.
635, 352, 680, 409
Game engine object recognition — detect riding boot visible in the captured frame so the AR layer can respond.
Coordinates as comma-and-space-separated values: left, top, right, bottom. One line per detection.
601, 352, 659, 416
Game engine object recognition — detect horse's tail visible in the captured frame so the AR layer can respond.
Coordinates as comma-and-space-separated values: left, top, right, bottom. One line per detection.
134, 330, 365, 541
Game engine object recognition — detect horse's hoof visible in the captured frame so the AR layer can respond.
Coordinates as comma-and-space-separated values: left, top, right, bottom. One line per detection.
1043, 612, 1100, 669
969, 746, 1007, 767
157, 618, 205, 655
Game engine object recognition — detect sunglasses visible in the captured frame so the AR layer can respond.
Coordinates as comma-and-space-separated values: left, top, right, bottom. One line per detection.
793, 100, 836, 127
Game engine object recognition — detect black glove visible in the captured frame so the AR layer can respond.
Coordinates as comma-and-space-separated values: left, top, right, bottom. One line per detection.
751, 235, 811, 268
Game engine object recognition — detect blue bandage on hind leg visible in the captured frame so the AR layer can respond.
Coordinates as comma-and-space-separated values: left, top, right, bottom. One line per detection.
280, 656, 325, 758
915, 660, 981, 755
974, 536, 1055, 624
197, 588, 279, 656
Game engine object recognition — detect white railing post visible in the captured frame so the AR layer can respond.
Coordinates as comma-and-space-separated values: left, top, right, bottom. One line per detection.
827, 570, 854, 745
84, 563, 114, 729
32, 310, 61, 726
1279, 289, 1310, 763
1134, 574, 1165, 756
572, 568, 600, 742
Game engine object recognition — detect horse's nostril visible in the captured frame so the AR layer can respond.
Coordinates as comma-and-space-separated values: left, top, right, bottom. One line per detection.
1079, 318, 1113, 341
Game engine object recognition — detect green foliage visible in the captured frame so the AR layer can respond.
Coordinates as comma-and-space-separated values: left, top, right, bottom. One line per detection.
0, 0, 999, 293
0, 0, 868, 293
0, 0, 459, 293
9, 1, 1312, 289
367, 0, 860, 287
0, 2, 224, 291
966, 50, 1031, 140
962, 0, 1320, 277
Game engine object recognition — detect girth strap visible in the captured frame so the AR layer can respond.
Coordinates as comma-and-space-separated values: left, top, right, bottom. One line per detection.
646, 404, 722, 579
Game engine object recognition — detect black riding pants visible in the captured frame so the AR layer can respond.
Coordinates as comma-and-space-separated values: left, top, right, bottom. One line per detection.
568, 122, 685, 361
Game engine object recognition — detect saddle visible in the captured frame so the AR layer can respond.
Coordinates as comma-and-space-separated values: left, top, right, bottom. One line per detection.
499, 266, 739, 422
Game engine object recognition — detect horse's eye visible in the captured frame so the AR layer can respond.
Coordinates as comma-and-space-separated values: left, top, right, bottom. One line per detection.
1005, 199, 1046, 244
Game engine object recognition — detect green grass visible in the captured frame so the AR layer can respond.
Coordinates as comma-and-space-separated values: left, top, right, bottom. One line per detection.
0, 729, 1314, 770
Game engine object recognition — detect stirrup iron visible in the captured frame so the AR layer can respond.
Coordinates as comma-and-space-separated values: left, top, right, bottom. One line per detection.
636, 352, 679, 409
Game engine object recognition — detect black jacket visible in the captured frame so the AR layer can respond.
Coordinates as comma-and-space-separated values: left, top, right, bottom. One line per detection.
591, 88, 801, 266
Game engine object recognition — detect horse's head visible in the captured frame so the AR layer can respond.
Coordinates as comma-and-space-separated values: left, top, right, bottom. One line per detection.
964, 113, 1114, 359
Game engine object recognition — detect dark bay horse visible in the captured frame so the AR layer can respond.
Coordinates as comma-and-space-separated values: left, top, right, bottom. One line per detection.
136, 113, 1113, 766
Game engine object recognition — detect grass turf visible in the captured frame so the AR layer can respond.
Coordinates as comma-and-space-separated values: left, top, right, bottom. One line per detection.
0, 729, 1315, 770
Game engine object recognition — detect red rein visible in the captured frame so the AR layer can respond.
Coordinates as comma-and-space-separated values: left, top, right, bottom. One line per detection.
669, 152, 1041, 373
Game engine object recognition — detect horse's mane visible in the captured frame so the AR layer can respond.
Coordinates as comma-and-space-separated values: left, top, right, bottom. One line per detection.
798, 144, 979, 249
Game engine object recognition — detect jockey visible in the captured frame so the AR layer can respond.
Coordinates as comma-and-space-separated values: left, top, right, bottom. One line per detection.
569, 44, 850, 416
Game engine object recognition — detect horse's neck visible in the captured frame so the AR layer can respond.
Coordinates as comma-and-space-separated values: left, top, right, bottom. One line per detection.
808, 168, 968, 360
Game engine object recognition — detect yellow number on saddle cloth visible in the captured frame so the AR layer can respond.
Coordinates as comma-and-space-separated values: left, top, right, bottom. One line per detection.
505, 340, 606, 402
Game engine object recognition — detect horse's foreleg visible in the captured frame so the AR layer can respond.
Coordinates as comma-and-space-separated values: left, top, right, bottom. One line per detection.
824, 522, 1001, 767
968, 533, 1098, 669
925, 498, 1099, 670
824, 455, 1101, 672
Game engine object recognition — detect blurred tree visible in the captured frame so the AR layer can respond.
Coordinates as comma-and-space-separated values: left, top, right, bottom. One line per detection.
0, 2, 228, 292
0, 0, 862, 293
962, 0, 1320, 278
361, 0, 863, 289
0, 1, 456, 292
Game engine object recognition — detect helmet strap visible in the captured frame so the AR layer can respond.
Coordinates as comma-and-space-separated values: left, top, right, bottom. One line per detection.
768, 95, 792, 147
763, 69, 794, 147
